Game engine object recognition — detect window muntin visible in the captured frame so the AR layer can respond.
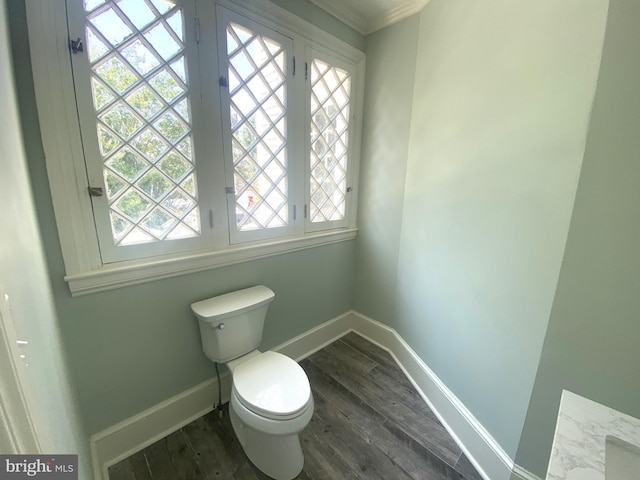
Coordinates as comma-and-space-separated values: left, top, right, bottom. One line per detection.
225, 22, 289, 232
309, 58, 352, 224
30, 0, 363, 292
72, 0, 206, 262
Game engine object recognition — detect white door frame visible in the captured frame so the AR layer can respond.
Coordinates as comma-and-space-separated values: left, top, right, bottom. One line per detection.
0, 287, 42, 454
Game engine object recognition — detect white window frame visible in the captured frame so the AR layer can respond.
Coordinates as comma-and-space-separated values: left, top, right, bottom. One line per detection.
305, 47, 359, 233
66, 0, 215, 264
216, 7, 298, 245
26, 0, 364, 296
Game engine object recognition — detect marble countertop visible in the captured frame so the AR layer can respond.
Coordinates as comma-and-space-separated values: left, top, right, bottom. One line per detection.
547, 390, 640, 480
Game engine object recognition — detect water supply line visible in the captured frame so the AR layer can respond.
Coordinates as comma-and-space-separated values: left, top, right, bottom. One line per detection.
214, 362, 223, 418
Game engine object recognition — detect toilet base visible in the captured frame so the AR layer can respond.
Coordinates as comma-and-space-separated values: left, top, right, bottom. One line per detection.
229, 404, 304, 480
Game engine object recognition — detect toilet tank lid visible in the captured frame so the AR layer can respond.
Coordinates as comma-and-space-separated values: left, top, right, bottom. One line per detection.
191, 285, 275, 321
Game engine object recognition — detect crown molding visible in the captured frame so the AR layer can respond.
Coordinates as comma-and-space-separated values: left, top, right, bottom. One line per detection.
310, 0, 368, 34
366, 0, 430, 34
310, 0, 430, 35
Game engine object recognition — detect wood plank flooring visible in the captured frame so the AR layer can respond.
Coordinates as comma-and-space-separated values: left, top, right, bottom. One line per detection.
108, 333, 483, 480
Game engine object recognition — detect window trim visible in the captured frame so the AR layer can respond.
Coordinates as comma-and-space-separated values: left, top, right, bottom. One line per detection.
26, 0, 364, 296
305, 47, 359, 233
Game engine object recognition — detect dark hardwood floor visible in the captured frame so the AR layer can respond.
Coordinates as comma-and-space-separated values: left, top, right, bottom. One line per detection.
108, 333, 483, 480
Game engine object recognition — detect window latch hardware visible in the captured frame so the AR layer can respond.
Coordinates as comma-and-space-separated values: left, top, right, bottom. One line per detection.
70, 37, 84, 54
225, 187, 235, 194
219, 76, 229, 88
88, 186, 104, 197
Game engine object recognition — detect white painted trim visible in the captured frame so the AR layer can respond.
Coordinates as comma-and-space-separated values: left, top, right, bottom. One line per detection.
309, 0, 368, 34
512, 464, 543, 480
91, 311, 538, 480
26, 0, 364, 297
92, 375, 234, 480
366, 0, 431, 35
66, 228, 357, 296
310, 0, 431, 35
0, 286, 41, 454
26, 0, 102, 275
350, 313, 517, 480
91, 311, 355, 479
221, 0, 365, 62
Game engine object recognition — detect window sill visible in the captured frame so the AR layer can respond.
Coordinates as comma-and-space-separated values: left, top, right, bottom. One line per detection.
64, 228, 358, 296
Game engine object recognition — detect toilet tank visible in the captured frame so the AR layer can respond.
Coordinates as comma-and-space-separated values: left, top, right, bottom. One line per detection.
191, 285, 275, 363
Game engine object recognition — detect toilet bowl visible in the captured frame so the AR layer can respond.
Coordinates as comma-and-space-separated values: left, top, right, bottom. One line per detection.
228, 350, 314, 479
191, 286, 314, 480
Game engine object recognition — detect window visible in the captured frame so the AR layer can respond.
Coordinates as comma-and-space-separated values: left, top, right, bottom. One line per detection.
26, 0, 364, 294
218, 12, 294, 243
308, 56, 353, 230
69, 0, 210, 262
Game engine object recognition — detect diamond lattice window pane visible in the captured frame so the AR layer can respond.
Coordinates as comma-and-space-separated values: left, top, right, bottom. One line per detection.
137, 169, 172, 200
120, 39, 161, 75
149, 69, 184, 102
114, 189, 152, 221
144, 22, 180, 61
174, 98, 189, 122
149, 0, 172, 15
153, 111, 188, 144
180, 174, 196, 196
104, 170, 126, 199
95, 56, 139, 94
97, 124, 122, 156
262, 94, 285, 123
170, 57, 187, 83
91, 78, 115, 111
166, 224, 196, 240
101, 102, 143, 140
232, 88, 257, 117
116, 0, 156, 30
166, 11, 183, 41
176, 137, 192, 160
83, 0, 200, 247
141, 207, 175, 237
84, 0, 106, 12
87, 28, 109, 62
109, 211, 131, 241
131, 128, 169, 162
125, 85, 164, 120
309, 59, 351, 223
89, 7, 133, 47
120, 228, 155, 245
226, 22, 288, 232
228, 23, 252, 52
159, 152, 191, 181
163, 189, 195, 217
183, 210, 200, 231
106, 147, 149, 181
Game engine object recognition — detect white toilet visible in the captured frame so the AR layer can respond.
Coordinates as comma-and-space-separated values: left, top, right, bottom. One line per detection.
191, 285, 314, 480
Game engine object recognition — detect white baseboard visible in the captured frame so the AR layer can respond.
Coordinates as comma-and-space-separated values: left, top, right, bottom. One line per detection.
90, 374, 234, 480
349, 312, 543, 480
90, 311, 354, 480
511, 464, 543, 480
90, 310, 541, 480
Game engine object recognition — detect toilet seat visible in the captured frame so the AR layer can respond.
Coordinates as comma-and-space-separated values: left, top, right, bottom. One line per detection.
232, 351, 311, 420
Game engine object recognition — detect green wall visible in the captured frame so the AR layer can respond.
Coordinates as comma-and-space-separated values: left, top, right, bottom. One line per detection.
516, 0, 640, 475
356, 0, 608, 461
9, 0, 359, 435
13, 0, 640, 475
1, 0, 89, 475
354, 14, 420, 325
